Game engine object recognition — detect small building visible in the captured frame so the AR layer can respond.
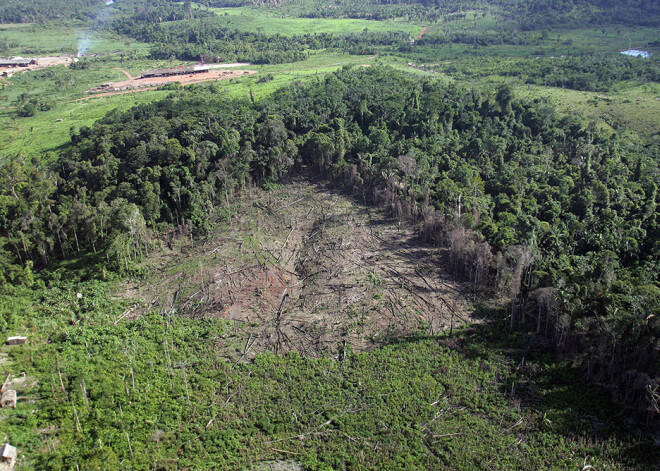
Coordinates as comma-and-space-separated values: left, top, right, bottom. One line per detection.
1, 390, 16, 408
0, 58, 36, 68
0, 443, 17, 469
6, 337, 27, 346
142, 65, 209, 78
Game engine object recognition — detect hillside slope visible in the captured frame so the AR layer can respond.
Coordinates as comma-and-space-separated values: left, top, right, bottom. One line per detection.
117, 177, 476, 358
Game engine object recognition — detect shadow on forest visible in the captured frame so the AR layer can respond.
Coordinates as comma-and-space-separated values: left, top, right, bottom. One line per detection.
384, 321, 658, 465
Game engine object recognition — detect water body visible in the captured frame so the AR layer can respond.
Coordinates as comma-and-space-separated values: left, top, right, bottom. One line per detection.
620, 49, 653, 58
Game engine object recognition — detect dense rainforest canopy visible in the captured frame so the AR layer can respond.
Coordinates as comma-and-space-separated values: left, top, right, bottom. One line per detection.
0, 66, 658, 423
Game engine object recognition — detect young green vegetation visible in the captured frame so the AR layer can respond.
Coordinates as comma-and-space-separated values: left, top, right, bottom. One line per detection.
5, 301, 657, 469
0, 21, 150, 57
0, 0, 104, 23
0, 182, 656, 470
200, 5, 421, 36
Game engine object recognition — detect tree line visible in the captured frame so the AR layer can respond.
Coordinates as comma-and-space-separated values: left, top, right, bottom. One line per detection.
2, 0, 658, 28
196, 0, 660, 27
438, 54, 660, 92
113, 10, 410, 64
0, 66, 657, 424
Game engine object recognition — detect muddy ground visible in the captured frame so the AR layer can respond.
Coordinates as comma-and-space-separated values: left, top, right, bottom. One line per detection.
117, 178, 478, 359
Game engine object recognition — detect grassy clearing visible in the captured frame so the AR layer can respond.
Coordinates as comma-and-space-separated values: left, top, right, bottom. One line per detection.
0, 90, 170, 160
202, 5, 421, 36
514, 81, 660, 139
425, 10, 515, 34
0, 56, 191, 160
0, 21, 150, 56
230, 53, 386, 98
441, 73, 660, 139
219, 53, 444, 100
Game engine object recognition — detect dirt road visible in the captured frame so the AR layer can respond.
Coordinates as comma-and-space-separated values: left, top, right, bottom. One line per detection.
0, 56, 76, 76
85, 69, 257, 95
114, 67, 132, 79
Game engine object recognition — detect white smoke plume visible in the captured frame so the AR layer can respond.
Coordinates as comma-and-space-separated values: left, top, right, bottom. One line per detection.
77, 1, 116, 57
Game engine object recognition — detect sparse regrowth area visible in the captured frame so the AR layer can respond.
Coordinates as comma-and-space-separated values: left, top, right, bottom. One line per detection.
0, 1, 659, 469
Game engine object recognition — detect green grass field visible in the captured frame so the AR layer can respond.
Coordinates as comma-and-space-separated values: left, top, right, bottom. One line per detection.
202, 5, 421, 36
515, 81, 660, 138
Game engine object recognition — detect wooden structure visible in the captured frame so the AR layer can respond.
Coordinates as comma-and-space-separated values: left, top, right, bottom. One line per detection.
0, 443, 17, 471
1, 390, 16, 408
0, 58, 36, 68
142, 64, 210, 78
6, 337, 27, 346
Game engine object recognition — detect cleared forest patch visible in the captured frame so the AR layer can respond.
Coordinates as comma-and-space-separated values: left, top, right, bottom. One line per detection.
116, 178, 476, 358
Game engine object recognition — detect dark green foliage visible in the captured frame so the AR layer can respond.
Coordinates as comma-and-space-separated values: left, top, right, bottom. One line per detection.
439, 54, 660, 92
114, 14, 409, 64
16, 101, 36, 117
0, 0, 207, 24
0, 0, 103, 23
1, 65, 658, 432
68, 58, 90, 70
198, 0, 660, 27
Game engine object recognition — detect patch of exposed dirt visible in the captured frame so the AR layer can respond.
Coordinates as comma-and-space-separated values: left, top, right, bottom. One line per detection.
0, 56, 76, 77
418, 26, 429, 39
115, 178, 477, 359
85, 69, 256, 95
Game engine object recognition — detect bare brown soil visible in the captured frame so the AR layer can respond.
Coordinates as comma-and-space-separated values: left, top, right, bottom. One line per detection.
0, 56, 75, 76
116, 179, 477, 359
418, 26, 429, 39
86, 69, 256, 94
